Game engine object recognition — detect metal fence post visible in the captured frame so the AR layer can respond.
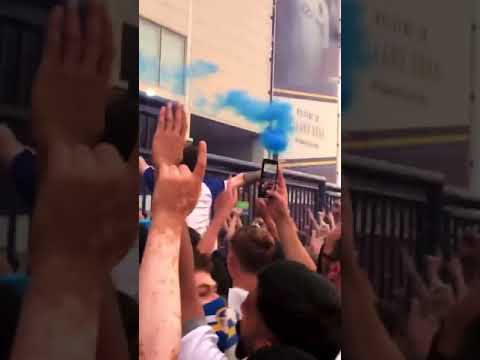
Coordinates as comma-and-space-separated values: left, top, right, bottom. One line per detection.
317, 181, 326, 213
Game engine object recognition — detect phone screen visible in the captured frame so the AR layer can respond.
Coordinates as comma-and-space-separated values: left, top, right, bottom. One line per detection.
259, 160, 278, 198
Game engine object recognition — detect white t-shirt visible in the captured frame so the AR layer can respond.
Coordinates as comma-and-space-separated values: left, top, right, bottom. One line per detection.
186, 183, 214, 236
186, 178, 228, 236
180, 324, 341, 360
180, 325, 227, 360
227, 287, 249, 320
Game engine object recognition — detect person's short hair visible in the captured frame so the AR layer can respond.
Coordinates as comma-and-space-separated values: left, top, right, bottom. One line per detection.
230, 225, 277, 274
249, 345, 316, 360
256, 261, 341, 360
193, 247, 213, 273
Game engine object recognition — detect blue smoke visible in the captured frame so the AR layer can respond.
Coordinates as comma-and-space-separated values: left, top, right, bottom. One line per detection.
216, 90, 294, 153
341, 0, 368, 113
139, 58, 219, 95
140, 56, 294, 152
186, 60, 219, 78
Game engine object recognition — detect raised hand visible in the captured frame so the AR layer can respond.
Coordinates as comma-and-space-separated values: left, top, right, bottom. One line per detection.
447, 256, 469, 300
425, 254, 444, 288
214, 179, 239, 216
30, 141, 137, 272
256, 197, 280, 241
406, 298, 440, 360
324, 223, 341, 256
400, 246, 430, 303
307, 229, 325, 258
308, 208, 331, 237
152, 141, 207, 221
32, 1, 114, 148
263, 167, 290, 221
152, 103, 188, 167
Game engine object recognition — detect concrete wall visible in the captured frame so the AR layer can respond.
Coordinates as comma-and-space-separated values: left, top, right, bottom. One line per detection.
139, 0, 273, 135
189, 0, 273, 133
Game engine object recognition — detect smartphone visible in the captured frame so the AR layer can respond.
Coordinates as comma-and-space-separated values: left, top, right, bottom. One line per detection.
258, 159, 279, 198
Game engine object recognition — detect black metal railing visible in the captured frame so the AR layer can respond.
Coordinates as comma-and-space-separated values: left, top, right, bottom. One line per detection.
344, 155, 480, 302
139, 152, 327, 234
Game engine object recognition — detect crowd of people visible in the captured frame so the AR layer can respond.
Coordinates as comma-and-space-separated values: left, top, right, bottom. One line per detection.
368, 229, 480, 360
138, 100, 342, 359
0, 1, 478, 360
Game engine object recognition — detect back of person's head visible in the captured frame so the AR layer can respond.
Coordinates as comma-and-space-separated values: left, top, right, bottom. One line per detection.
193, 247, 213, 273
250, 345, 317, 360
256, 261, 341, 360
183, 144, 199, 172
229, 225, 277, 274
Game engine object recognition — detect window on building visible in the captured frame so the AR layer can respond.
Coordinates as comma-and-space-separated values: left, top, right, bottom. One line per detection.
139, 18, 186, 95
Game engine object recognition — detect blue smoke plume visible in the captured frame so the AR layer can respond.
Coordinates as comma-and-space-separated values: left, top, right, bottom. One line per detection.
341, 0, 368, 113
186, 60, 219, 78
139, 58, 219, 95
216, 90, 294, 153
162, 60, 219, 95
140, 57, 294, 152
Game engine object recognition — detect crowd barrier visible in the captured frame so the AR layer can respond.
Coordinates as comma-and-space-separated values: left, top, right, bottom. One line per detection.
344, 155, 480, 301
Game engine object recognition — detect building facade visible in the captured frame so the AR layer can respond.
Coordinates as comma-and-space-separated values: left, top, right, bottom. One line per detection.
139, 0, 341, 183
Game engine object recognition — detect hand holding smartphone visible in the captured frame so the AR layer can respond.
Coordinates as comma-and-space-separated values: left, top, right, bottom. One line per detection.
258, 159, 279, 198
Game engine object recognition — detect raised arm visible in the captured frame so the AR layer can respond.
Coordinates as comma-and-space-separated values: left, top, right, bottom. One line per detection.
260, 168, 316, 271
11, 139, 136, 360
179, 226, 206, 329
140, 141, 207, 360
229, 170, 261, 189
197, 180, 238, 255
12, 3, 127, 360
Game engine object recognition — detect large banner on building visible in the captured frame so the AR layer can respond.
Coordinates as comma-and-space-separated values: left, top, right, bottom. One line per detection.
343, 0, 472, 132
275, 96, 338, 160
273, 0, 340, 99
